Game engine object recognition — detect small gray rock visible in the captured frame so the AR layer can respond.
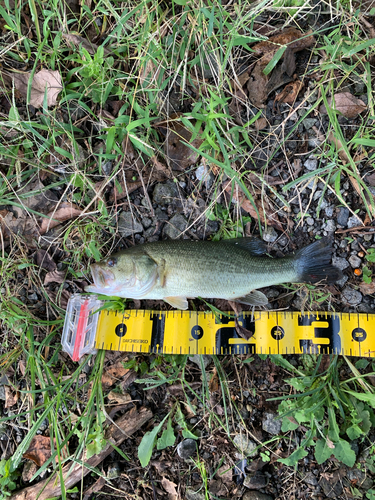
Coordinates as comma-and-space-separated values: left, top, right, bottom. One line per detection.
107, 462, 121, 479
262, 412, 282, 435
325, 206, 334, 217
118, 212, 143, 238
324, 220, 336, 232
177, 439, 197, 460
185, 489, 206, 500
346, 468, 374, 489
302, 118, 316, 130
195, 164, 214, 189
304, 157, 318, 171
262, 226, 278, 243
348, 254, 362, 268
242, 492, 274, 500
332, 256, 350, 271
342, 287, 362, 306
163, 213, 188, 239
336, 274, 348, 287
233, 434, 258, 458
306, 217, 314, 226
337, 207, 349, 226
303, 472, 318, 486
153, 181, 179, 206
142, 217, 153, 229
347, 215, 362, 228
244, 472, 268, 490
189, 354, 212, 369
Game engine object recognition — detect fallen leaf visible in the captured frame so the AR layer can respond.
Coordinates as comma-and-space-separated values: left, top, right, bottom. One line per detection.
40, 202, 82, 234
4, 385, 18, 408
365, 172, 375, 187
161, 477, 179, 500
102, 362, 130, 389
34, 249, 57, 272
328, 132, 350, 163
23, 436, 53, 467
255, 116, 268, 130
107, 391, 132, 405
19, 179, 59, 213
216, 464, 233, 483
62, 33, 111, 56
320, 92, 367, 119
154, 116, 203, 171
0, 208, 39, 246
150, 155, 171, 177
224, 180, 283, 231
274, 80, 303, 105
252, 27, 315, 64
11, 69, 63, 108
247, 62, 269, 109
21, 460, 38, 483
209, 368, 219, 393
359, 282, 375, 295
44, 269, 66, 285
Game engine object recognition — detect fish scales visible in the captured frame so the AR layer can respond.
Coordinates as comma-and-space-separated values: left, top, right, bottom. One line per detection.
85, 237, 342, 310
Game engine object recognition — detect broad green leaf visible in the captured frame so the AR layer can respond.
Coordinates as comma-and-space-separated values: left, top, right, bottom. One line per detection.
344, 390, 375, 408
315, 438, 334, 464
281, 416, 299, 432
346, 424, 363, 441
138, 414, 169, 467
278, 446, 308, 466
157, 418, 176, 450
333, 440, 356, 467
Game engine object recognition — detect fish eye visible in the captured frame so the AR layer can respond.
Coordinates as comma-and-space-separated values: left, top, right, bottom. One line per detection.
107, 258, 117, 267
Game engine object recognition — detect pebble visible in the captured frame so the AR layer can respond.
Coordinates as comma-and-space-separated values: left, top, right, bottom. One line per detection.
262, 413, 282, 435
306, 217, 314, 226
233, 434, 258, 458
304, 157, 318, 171
153, 181, 179, 206
336, 274, 348, 287
332, 256, 350, 271
346, 468, 374, 489
337, 207, 349, 226
118, 212, 143, 238
177, 439, 197, 460
195, 164, 214, 189
188, 354, 212, 369
262, 226, 278, 243
244, 472, 268, 490
303, 472, 318, 486
142, 217, 153, 229
163, 213, 188, 239
107, 463, 121, 479
342, 287, 362, 306
185, 489, 206, 500
302, 118, 316, 130
348, 254, 362, 268
242, 492, 274, 500
324, 220, 336, 232
347, 215, 362, 228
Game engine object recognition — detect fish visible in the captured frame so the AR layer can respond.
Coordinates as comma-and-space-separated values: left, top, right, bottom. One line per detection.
85, 237, 342, 309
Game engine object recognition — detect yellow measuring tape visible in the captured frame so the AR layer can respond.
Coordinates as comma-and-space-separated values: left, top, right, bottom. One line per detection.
61, 295, 374, 360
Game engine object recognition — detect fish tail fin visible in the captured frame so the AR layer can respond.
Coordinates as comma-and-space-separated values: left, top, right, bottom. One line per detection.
294, 238, 342, 284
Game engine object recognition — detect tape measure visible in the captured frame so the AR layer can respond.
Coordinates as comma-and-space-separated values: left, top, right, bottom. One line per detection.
61, 294, 374, 361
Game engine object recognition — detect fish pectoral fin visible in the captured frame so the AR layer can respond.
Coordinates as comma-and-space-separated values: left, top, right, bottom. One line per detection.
234, 290, 268, 306
164, 296, 189, 310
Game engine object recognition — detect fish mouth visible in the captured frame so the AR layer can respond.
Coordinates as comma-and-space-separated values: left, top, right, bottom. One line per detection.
90, 264, 115, 289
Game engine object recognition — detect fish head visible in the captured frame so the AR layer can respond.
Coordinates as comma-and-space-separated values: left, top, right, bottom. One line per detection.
85, 252, 158, 298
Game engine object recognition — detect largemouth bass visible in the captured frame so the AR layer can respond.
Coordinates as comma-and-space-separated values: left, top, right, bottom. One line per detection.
85, 237, 342, 310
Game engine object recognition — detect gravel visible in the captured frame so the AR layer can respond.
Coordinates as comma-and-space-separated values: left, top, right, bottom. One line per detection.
342, 287, 363, 306
242, 492, 274, 500
337, 207, 349, 226
177, 439, 197, 460
348, 254, 362, 268
262, 413, 282, 435
304, 157, 318, 171
163, 213, 188, 239
118, 211, 143, 237
233, 435, 258, 458
262, 226, 278, 243
153, 180, 179, 205
347, 214, 362, 228
332, 256, 350, 271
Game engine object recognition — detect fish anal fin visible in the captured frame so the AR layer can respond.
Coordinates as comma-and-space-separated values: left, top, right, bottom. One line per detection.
223, 237, 267, 255
164, 296, 189, 310
234, 290, 268, 306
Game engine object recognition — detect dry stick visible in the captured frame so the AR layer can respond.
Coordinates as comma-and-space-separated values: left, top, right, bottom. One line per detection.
10, 406, 153, 500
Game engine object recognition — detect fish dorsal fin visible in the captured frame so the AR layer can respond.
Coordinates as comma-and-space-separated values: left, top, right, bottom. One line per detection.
164, 296, 189, 310
222, 238, 267, 255
234, 290, 268, 306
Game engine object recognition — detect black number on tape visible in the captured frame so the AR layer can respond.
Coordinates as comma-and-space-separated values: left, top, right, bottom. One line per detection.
191, 325, 204, 340
352, 327, 367, 342
115, 323, 127, 337
271, 326, 285, 340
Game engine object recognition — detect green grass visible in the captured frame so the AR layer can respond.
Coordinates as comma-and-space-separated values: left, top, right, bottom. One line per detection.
0, 0, 375, 497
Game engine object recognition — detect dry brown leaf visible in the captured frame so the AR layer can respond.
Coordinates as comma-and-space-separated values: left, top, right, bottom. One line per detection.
274, 80, 303, 105
247, 62, 269, 109
102, 362, 130, 389
154, 116, 203, 171
107, 391, 132, 405
252, 27, 315, 64
0, 208, 39, 246
224, 180, 283, 231
209, 368, 219, 393
62, 33, 111, 56
365, 172, 375, 187
44, 269, 66, 285
216, 464, 233, 483
23, 436, 53, 467
255, 116, 268, 130
359, 282, 375, 295
150, 155, 170, 177
320, 92, 367, 119
21, 461, 38, 483
161, 477, 179, 500
11, 69, 62, 108
34, 249, 56, 272
328, 132, 350, 163
4, 385, 18, 408
40, 202, 82, 234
